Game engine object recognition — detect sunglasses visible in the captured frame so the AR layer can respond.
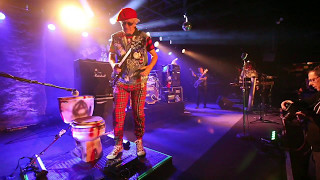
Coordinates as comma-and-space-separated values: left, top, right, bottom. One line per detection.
309, 76, 319, 83
121, 21, 134, 26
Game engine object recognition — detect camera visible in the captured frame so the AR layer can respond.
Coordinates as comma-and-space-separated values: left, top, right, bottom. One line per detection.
283, 102, 299, 122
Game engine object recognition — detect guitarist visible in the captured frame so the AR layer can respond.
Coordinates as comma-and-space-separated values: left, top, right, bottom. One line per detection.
191, 67, 208, 109
107, 8, 158, 160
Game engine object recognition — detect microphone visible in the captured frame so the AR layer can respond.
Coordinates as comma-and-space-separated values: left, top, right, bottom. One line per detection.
71, 89, 79, 96
241, 53, 248, 60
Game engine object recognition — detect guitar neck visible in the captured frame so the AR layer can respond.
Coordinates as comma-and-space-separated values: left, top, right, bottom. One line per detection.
118, 48, 132, 67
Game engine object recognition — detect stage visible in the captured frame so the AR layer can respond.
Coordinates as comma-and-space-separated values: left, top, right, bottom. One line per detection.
22, 135, 172, 180
0, 101, 184, 180
0, 102, 289, 180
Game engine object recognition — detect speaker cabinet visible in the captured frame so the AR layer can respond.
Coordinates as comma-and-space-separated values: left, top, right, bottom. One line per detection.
169, 64, 180, 87
74, 60, 113, 96
162, 64, 180, 87
93, 96, 113, 131
161, 86, 183, 103
216, 96, 234, 109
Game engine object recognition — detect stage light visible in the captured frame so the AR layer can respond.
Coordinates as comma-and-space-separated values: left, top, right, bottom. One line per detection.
109, 18, 116, 25
168, 52, 172, 55
276, 17, 284, 25
60, 5, 91, 30
169, 40, 172, 44
0, 12, 5, 20
159, 36, 163, 41
82, 32, 88, 37
271, 130, 276, 141
182, 49, 186, 54
47, 24, 56, 31
154, 41, 159, 47
155, 49, 160, 52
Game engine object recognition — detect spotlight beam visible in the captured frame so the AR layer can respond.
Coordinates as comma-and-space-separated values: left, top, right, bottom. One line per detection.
137, 18, 180, 30
149, 30, 259, 44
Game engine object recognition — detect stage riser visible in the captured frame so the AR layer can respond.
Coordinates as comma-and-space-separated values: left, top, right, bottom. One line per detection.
22, 137, 173, 180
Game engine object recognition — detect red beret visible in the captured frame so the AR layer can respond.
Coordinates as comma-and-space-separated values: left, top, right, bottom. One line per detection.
117, 8, 137, 21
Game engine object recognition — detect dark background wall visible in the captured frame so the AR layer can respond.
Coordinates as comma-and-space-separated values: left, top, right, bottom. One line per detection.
0, 7, 46, 130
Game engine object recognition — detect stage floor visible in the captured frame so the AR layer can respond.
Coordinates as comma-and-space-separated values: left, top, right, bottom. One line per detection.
22, 135, 172, 180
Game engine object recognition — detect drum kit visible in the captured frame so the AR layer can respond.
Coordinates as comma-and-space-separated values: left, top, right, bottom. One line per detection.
145, 70, 160, 104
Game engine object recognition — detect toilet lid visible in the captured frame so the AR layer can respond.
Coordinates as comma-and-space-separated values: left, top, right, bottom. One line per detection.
72, 116, 105, 128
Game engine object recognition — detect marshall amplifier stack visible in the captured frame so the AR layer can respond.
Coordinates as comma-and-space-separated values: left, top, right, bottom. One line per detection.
168, 64, 180, 87
161, 64, 183, 103
74, 59, 113, 96
74, 59, 113, 125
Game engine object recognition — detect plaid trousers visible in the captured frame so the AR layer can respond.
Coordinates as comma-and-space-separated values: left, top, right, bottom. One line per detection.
113, 82, 147, 145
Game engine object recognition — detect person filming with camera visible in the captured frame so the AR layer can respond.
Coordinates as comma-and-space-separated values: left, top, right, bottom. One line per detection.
281, 66, 320, 179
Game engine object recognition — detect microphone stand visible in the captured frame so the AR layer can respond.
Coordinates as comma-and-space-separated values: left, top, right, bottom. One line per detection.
0, 72, 79, 96
250, 83, 279, 124
236, 53, 253, 139
21, 127, 70, 179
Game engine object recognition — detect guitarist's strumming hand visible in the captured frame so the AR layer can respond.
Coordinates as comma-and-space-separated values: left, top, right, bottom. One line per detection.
113, 63, 122, 74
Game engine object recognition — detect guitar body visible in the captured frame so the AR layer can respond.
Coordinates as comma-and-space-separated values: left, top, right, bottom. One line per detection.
193, 79, 201, 88
110, 72, 120, 87
110, 68, 145, 87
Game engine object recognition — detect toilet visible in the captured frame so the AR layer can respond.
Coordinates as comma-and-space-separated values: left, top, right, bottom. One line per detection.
58, 95, 105, 162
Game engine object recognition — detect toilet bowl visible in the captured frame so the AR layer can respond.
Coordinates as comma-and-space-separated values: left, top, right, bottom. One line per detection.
58, 96, 105, 162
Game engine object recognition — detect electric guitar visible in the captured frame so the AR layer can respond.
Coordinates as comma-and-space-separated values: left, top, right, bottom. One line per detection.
109, 48, 132, 87
193, 69, 208, 88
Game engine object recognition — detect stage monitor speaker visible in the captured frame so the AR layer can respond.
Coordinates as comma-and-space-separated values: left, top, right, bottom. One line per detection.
168, 64, 180, 87
161, 86, 183, 103
74, 59, 113, 96
216, 96, 234, 110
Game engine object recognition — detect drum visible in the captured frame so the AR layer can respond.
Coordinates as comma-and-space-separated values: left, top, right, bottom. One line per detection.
146, 75, 160, 104
58, 95, 94, 124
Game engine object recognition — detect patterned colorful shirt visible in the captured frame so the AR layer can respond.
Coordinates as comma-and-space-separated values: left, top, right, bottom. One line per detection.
109, 28, 154, 85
